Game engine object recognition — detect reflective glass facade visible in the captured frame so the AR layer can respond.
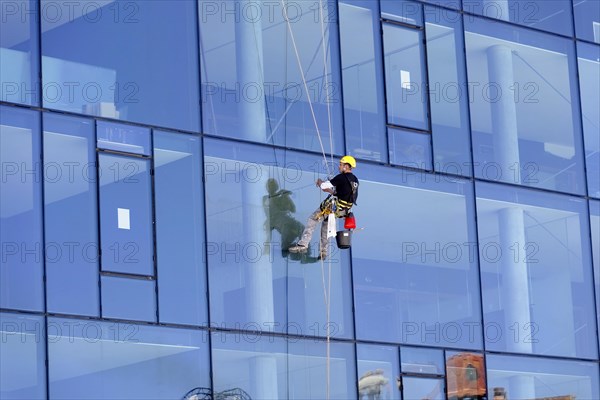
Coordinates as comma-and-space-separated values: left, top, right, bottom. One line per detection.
1, 1, 599, 399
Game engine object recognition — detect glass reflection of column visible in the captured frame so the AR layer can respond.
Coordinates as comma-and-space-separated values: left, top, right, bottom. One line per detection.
487, 44, 520, 185
236, 1, 278, 398
484, 2, 534, 398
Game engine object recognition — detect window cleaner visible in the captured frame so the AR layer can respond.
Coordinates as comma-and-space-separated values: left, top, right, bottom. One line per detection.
288, 155, 359, 257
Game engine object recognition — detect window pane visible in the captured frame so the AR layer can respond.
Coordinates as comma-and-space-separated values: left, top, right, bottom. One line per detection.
339, 0, 387, 163
154, 130, 207, 326
486, 354, 599, 400
383, 24, 429, 130
99, 154, 153, 275
445, 351, 486, 399
590, 200, 600, 350
0, 106, 43, 311
0, 0, 39, 106
41, 0, 200, 132
97, 121, 150, 156
205, 139, 354, 338
200, 0, 343, 154
44, 113, 98, 316
212, 332, 357, 400
101, 276, 156, 322
288, 340, 356, 399
211, 332, 287, 399
400, 347, 444, 374
403, 377, 445, 400
48, 318, 209, 399
381, 0, 423, 26
577, 42, 600, 198
477, 182, 598, 359
425, 7, 472, 176
357, 344, 400, 400
353, 165, 482, 349
388, 127, 432, 169
573, 0, 600, 43
466, 17, 585, 194
464, 0, 573, 36
0, 313, 46, 399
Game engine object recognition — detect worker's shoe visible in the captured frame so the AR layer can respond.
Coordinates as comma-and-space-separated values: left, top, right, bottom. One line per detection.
318, 250, 327, 260
288, 244, 308, 253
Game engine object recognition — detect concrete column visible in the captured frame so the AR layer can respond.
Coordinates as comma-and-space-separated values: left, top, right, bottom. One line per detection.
235, 0, 267, 140
487, 4, 536, 390
498, 207, 532, 354
250, 355, 279, 399
498, 207, 536, 399
487, 44, 521, 185
236, 1, 278, 398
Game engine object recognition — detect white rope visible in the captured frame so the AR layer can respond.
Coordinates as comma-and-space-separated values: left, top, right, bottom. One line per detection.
280, 0, 332, 177
318, 0, 335, 175
280, 2, 335, 398
317, 1, 335, 399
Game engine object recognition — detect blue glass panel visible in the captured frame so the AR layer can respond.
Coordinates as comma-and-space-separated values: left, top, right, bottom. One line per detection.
154, 130, 207, 326
48, 317, 209, 399
465, 17, 586, 194
200, 0, 344, 154
97, 121, 150, 156
573, 0, 600, 43
99, 154, 153, 275
590, 200, 600, 350
486, 354, 599, 400
0, 106, 43, 311
381, 0, 423, 26
353, 164, 482, 349
388, 127, 432, 170
403, 377, 445, 400
577, 42, 600, 198
0, 0, 39, 106
477, 182, 597, 359
464, 0, 573, 36
383, 24, 429, 130
425, 6, 472, 176
44, 113, 98, 316
205, 138, 354, 338
0, 313, 46, 399
213, 332, 357, 399
41, 0, 200, 132
101, 276, 156, 322
400, 347, 444, 374
211, 332, 287, 398
357, 344, 400, 400
339, 0, 387, 163
288, 340, 356, 399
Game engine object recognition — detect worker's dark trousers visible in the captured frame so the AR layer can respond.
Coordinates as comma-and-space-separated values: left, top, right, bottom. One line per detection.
297, 208, 329, 253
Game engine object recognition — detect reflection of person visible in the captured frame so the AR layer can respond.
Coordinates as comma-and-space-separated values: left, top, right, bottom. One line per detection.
263, 178, 304, 251
288, 156, 359, 259
358, 369, 389, 400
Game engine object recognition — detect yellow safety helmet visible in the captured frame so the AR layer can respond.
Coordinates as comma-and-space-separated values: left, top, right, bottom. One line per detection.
340, 155, 356, 169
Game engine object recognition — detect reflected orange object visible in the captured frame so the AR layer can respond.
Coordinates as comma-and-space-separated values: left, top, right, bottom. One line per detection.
446, 353, 486, 399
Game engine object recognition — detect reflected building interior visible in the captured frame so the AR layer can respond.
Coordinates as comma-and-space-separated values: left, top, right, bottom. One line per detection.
1, 0, 599, 399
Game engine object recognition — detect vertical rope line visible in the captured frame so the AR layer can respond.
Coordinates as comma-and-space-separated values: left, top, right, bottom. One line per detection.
280, 0, 332, 176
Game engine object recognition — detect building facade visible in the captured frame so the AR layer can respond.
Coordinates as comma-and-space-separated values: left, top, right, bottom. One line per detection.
1, 0, 599, 399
